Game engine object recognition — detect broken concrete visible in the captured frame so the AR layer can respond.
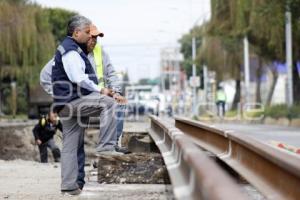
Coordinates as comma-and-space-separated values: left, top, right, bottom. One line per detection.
96, 121, 170, 185
80, 183, 174, 200
97, 153, 170, 184
122, 132, 160, 153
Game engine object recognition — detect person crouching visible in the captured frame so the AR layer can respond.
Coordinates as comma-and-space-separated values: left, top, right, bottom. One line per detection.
33, 111, 62, 163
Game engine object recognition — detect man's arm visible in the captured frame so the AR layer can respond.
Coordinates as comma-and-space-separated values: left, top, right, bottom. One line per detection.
40, 58, 54, 95
102, 50, 127, 103
102, 50, 122, 94
32, 124, 42, 145
62, 51, 101, 93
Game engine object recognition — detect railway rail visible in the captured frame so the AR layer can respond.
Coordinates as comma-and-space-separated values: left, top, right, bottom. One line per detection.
148, 115, 249, 200
149, 115, 300, 200
174, 117, 300, 200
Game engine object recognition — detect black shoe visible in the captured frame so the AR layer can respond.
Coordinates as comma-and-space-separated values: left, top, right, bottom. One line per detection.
92, 160, 98, 168
61, 188, 81, 196
115, 146, 131, 154
78, 185, 84, 190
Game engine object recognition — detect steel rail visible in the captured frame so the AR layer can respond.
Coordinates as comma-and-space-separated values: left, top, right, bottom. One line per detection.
175, 116, 300, 200
148, 115, 249, 200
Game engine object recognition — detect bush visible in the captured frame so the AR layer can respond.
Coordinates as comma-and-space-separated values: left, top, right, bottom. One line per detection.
288, 104, 300, 119
264, 104, 300, 119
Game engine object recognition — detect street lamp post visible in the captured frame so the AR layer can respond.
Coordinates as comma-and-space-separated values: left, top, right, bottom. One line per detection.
192, 36, 197, 116
203, 65, 208, 103
285, 4, 294, 107
244, 36, 250, 104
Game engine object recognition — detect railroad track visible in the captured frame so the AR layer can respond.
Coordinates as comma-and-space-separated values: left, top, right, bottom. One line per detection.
148, 115, 300, 200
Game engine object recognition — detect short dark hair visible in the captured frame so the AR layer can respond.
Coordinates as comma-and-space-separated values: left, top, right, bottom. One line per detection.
66, 15, 92, 36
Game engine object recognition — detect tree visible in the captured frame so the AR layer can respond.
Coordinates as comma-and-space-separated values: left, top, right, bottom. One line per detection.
203, 0, 246, 108
46, 8, 77, 45
179, 26, 203, 78
0, 0, 55, 84
0, 1, 76, 114
202, 0, 300, 106
289, 0, 300, 103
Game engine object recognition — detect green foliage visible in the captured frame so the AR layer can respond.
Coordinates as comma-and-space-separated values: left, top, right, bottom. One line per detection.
225, 110, 238, 118
208, 0, 300, 64
180, 0, 300, 105
264, 104, 300, 119
46, 8, 77, 44
16, 83, 28, 114
1, 86, 11, 114
244, 108, 264, 118
288, 104, 300, 119
264, 104, 289, 119
0, 82, 28, 115
0, 1, 78, 115
0, 0, 55, 84
179, 26, 203, 78
0, 2, 76, 84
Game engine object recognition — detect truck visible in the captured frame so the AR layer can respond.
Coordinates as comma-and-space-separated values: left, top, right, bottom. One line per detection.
28, 84, 52, 119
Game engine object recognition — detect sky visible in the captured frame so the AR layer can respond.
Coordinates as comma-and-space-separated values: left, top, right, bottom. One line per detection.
32, 0, 211, 83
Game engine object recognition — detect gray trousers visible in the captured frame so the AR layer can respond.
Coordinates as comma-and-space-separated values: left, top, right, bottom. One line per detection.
38, 138, 60, 163
59, 92, 117, 190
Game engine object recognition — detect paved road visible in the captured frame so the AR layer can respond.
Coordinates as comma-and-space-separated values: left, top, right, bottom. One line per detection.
213, 123, 300, 147
168, 116, 300, 148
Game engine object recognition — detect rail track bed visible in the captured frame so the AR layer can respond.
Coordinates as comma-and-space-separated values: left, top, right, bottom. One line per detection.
1, 118, 299, 199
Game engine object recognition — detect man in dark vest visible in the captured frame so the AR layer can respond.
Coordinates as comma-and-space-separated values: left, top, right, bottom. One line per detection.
52, 15, 118, 196
40, 24, 129, 194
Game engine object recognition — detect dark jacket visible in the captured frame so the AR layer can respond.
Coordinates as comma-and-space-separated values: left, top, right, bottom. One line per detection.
33, 117, 62, 144
52, 36, 98, 113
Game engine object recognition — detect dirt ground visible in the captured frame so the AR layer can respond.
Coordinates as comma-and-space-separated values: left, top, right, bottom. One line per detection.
0, 122, 98, 199
0, 121, 173, 200
0, 159, 173, 200
0, 159, 71, 200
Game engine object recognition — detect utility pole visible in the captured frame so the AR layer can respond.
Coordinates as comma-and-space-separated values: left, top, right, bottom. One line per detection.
161, 59, 165, 93
243, 36, 250, 104
192, 37, 197, 115
203, 65, 208, 104
286, 4, 294, 107
190, 12, 209, 116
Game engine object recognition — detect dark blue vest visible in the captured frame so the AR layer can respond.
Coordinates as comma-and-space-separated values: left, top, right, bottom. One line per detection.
52, 37, 98, 112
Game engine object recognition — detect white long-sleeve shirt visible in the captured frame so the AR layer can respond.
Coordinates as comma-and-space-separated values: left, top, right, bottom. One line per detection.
40, 49, 122, 95
61, 50, 100, 93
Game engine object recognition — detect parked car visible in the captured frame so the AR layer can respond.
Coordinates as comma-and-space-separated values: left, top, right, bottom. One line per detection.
126, 92, 160, 116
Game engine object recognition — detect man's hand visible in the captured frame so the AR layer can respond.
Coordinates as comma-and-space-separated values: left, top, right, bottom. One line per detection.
113, 93, 127, 104
101, 88, 127, 104
36, 139, 42, 145
101, 88, 112, 96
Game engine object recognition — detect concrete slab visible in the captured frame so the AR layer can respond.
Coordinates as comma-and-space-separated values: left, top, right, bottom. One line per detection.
81, 183, 174, 200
